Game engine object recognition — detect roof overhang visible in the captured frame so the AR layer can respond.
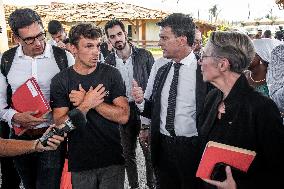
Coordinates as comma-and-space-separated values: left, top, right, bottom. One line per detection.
275, 0, 284, 9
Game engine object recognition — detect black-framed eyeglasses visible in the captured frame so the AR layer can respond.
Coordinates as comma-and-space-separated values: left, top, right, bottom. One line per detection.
19, 32, 46, 45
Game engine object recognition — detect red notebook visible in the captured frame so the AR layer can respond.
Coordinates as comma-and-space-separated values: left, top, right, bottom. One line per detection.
196, 141, 256, 179
11, 77, 51, 135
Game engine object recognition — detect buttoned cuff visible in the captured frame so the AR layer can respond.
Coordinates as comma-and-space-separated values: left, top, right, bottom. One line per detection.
135, 100, 145, 112
4, 108, 19, 128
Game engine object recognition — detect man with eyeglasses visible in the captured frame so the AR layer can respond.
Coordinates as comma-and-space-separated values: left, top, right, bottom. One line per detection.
193, 28, 203, 59
0, 8, 74, 189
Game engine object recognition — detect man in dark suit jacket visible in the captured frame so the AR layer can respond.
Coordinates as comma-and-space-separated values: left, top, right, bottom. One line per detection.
132, 13, 208, 189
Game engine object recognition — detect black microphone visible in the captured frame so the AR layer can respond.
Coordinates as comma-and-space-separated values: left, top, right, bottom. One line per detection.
39, 109, 86, 147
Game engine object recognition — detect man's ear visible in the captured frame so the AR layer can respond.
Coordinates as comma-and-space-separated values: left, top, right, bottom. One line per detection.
70, 44, 78, 56
124, 31, 128, 37
13, 34, 20, 44
177, 36, 188, 47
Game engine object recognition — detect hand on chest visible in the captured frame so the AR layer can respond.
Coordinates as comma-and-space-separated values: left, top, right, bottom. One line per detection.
69, 80, 111, 104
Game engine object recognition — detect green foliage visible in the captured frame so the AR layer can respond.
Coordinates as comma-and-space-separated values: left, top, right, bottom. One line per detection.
202, 24, 231, 46
148, 47, 162, 55
218, 24, 230, 31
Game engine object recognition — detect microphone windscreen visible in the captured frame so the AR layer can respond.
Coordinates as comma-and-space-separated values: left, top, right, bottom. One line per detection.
67, 108, 87, 127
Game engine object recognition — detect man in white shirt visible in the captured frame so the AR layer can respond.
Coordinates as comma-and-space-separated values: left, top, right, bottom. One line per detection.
104, 19, 155, 189
0, 8, 74, 189
132, 13, 209, 189
47, 20, 67, 49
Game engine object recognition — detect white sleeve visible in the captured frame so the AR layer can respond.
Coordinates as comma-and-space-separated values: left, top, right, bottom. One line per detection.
66, 51, 75, 66
136, 60, 159, 112
139, 58, 167, 125
0, 72, 18, 127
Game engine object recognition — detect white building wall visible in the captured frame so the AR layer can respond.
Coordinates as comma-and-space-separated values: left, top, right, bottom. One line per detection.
146, 21, 160, 41
0, 0, 9, 53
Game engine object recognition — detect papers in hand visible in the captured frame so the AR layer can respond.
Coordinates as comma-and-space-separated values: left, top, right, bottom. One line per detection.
11, 77, 51, 135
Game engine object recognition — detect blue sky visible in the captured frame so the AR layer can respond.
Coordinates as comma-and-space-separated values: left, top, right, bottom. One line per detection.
3, 0, 284, 21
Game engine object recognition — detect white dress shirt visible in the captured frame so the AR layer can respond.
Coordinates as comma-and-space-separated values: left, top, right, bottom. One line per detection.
115, 51, 134, 102
47, 39, 57, 46
140, 57, 169, 125
0, 44, 74, 128
138, 52, 198, 137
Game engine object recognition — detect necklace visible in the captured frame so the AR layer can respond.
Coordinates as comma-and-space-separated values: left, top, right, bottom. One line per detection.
249, 71, 266, 83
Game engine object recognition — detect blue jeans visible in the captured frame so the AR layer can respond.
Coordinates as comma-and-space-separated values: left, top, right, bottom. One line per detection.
12, 133, 65, 189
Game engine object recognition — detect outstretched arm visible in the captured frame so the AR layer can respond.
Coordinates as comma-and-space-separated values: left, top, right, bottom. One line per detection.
0, 127, 65, 157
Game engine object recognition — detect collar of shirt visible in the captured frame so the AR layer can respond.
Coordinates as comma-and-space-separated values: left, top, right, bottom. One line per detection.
17, 43, 52, 59
114, 48, 132, 62
173, 50, 197, 69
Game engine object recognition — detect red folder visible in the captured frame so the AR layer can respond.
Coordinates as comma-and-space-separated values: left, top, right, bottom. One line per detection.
11, 77, 51, 135
196, 141, 256, 179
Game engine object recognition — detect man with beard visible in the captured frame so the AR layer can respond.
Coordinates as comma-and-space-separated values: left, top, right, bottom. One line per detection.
104, 19, 155, 189
0, 8, 74, 189
50, 23, 129, 189
47, 20, 67, 49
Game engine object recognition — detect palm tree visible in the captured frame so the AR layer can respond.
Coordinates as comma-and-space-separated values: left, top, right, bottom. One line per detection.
209, 4, 221, 23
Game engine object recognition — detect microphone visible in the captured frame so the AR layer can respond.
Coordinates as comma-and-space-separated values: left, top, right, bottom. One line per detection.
39, 108, 86, 146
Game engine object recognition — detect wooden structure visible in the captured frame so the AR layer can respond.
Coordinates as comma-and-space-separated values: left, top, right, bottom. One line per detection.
276, 0, 284, 9
4, 2, 168, 47
4, 2, 217, 48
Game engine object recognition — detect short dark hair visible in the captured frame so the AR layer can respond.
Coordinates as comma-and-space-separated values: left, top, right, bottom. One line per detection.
62, 38, 70, 44
8, 8, 43, 37
275, 31, 283, 41
263, 30, 272, 38
157, 13, 195, 46
48, 20, 63, 35
69, 23, 102, 46
104, 19, 126, 37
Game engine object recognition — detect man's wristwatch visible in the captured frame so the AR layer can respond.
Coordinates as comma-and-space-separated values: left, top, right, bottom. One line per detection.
140, 124, 150, 130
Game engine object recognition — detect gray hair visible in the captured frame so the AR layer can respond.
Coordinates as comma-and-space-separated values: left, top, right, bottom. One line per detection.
208, 31, 255, 73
